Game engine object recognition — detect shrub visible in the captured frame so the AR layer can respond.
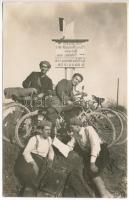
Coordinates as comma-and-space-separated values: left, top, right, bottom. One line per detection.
105, 99, 127, 113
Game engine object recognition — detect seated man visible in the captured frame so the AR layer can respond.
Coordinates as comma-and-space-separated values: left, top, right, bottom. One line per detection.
22, 60, 53, 97
67, 117, 113, 198
56, 73, 83, 105
46, 73, 84, 124
14, 121, 54, 196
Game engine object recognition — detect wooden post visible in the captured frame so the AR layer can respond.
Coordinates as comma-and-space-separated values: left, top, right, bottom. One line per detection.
65, 68, 67, 79
116, 77, 119, 108
70, 67, 75, 79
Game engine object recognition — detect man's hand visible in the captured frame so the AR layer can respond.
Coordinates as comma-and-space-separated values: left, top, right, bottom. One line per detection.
47, 159, 53, 169
31, 88, 38, 94
38, 93, 44, 98
30, 161, 39, 175
90, 162, 99, 174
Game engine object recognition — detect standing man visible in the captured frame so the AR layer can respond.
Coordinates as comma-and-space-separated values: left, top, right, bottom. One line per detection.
22, 61, 53, 97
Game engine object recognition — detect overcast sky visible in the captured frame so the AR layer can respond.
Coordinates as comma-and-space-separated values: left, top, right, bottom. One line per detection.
3, 1, 127, 107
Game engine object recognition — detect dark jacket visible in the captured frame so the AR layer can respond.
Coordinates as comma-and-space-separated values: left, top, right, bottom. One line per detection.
22, 72, 53, 94
56, 79, 74, 104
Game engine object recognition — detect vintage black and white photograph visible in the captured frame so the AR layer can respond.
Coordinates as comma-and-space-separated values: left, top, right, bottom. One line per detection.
2, 0, 127, 197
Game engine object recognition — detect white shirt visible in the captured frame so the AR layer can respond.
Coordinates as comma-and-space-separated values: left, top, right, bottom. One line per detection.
23, 135, 54, 163
67, 126, 102, 163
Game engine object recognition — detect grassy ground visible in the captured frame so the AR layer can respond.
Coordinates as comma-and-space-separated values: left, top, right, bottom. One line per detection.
3, 142, 20, 196
3, 110, 127, 197
102, 144, 127, 197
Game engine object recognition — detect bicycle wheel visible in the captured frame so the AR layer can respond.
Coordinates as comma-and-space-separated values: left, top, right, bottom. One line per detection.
80, 111, 116, 148
112, 109, 127, 120
3, 102, 30, 143
113, 111, 127, 145
96, 108, 124, 143
15, 110, 40, 148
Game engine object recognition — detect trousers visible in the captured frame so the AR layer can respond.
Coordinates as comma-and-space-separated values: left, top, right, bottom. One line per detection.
14, 153, 47, 189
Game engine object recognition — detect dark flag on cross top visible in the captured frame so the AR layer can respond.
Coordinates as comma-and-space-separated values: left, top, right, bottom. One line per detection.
59, 17, 64, 31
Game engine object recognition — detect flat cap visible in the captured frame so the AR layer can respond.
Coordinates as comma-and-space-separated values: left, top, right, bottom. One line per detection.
69, 117, 82, 126
39, 60, 51, 68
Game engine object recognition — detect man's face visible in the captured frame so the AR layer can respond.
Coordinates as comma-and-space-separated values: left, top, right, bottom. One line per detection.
42, 126, 51, 138
72, 75, 82, 86
40, 64, 49, 75
69, 125, 81, 133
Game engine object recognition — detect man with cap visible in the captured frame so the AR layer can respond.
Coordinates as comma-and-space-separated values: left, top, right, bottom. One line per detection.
56, 73, 83, 105
67, 117, 113, 198
46, 73, 84, 124
14, 120, 54, 196
22, 61, 53, 97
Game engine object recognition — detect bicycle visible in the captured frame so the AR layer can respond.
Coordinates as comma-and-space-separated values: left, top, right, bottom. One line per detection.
3, 92, 47, 144
74, 92, 125, 146
3, 88, 125, 148
14, 96, 116, 148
